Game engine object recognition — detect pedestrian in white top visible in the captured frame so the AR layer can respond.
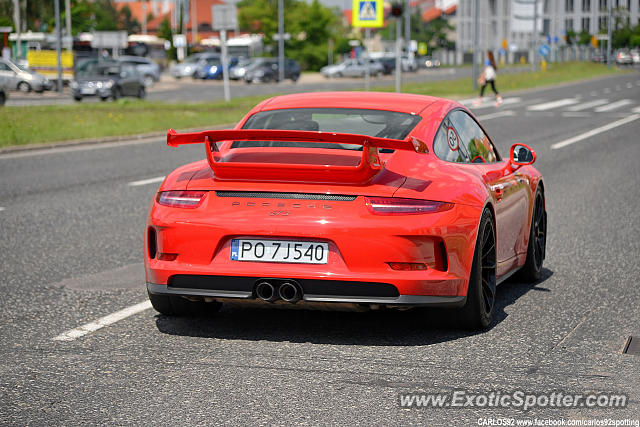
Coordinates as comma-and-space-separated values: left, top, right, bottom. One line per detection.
475, 51, 503, 107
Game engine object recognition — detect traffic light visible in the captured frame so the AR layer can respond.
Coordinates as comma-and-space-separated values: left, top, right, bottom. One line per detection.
391, 2, 403, 16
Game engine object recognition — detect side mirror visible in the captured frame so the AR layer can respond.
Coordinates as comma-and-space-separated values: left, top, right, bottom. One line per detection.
510, 143, 536, 168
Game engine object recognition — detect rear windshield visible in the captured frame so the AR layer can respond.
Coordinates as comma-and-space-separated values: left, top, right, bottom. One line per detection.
236, 108, 421, 150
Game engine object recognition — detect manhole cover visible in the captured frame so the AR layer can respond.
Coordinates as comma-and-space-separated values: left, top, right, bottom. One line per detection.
623, 336, 639, 355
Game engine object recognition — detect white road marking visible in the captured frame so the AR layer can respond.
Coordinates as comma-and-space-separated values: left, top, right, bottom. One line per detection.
566, 99, 609, 111
0, 207, 5, 211
589, 91, 598, 96
476, 110, 516, 121
603, 88, 611, 94
594, 99, 633, 112
53, 300, 152, 341
633, 106, 640, 113
551, 114, 640, 150
460, 97, 521, 109
128, 176, 166, 186
528, 98, 579, 111
627, 83, 634, 89
562, 112, 593, 118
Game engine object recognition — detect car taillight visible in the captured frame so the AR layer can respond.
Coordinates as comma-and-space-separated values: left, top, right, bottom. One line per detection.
365, 197, 453, 215
156, 191, 207, 208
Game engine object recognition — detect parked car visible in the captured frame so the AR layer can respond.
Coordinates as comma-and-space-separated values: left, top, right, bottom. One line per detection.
0, 58, 52, 93
118, 55, 161, 87
320, 58, 384, 78
630, 49, 640, 64
423, 56, 441, 68
194, 56, 239, 80
243, 58, 300, 83
615, 49, 633, 65
229, 57, 253, 80
592, 52, 608, 63
169, 53, 219, 79
71, 62, 145, 102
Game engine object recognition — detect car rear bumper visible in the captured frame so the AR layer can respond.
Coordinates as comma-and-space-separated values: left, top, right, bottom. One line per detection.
147, 281, 466, 307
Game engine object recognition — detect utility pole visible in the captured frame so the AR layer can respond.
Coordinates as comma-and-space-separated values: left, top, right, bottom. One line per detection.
12, 0, 20, 59
531, 0, 538, 72
278, 0, 284, 82
395, 17, 402, 92
142, 1, 147, 34
191, 0, 197, 45
472, 0, 479, 90
65, 0, 72, 50
404, 0, 410, 54
364, 28, 370, 91
54, 0, 63, 92
606, 0, 612, 68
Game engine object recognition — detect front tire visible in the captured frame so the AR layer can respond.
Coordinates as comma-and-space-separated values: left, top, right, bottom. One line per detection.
137, 86, 146, 99
518, 188, 546, 282
459, 209, 497, 330
18, 81, 31, 93
112, 86, 122, 100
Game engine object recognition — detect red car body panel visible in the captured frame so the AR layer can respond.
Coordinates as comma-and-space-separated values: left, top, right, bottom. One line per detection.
145, 92, 543, 306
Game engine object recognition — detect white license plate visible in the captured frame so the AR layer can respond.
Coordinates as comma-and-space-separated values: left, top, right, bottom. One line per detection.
81, 88, 96, 95
230, 239, 328, 264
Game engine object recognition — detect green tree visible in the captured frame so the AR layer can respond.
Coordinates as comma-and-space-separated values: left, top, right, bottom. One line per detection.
237, 0, 343, 70
158, 17, 176, 61
577, 30, 591, 45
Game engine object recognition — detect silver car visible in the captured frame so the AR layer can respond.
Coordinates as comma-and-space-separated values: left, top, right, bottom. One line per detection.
320, 58, 384, 78
169, 53, 219, 79
119, 56, 161, 87
0, 58, 51, 92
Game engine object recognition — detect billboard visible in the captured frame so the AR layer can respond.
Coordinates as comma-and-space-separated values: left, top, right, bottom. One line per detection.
510, 0, 543, 33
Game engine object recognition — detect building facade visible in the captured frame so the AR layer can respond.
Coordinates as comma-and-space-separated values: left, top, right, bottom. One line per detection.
456, 0, 640, 64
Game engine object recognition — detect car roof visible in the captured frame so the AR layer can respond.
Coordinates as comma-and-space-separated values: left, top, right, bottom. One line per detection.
257, 92, 447, 115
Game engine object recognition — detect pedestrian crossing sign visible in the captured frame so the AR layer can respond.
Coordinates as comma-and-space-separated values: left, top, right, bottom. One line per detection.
352, 0, 383, 28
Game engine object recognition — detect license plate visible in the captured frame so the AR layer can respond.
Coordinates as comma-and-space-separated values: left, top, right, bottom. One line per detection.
230, 239, 328, 264
81, 88, 96, 95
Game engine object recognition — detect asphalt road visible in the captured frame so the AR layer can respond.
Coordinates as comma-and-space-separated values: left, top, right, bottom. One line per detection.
1, 72, 639, 425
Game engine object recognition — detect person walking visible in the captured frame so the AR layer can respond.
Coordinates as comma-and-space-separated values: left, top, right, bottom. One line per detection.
475, 51, 503, 106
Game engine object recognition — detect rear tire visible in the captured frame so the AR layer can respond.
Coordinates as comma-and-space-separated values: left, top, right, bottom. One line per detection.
459, 209, 497, 330
517, 188, 546, 282
148, 291, 222, 317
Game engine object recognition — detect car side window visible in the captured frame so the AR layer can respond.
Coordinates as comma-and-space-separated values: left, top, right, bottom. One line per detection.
433, 116, 470, 163
0, 63, 11, 71
448, 110, 498, 163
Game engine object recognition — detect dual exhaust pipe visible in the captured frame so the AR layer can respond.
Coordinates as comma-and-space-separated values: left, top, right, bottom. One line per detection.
255, 280, 302, 303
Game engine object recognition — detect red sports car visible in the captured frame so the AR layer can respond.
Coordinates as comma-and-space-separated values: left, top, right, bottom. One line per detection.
145, 92, 546, 329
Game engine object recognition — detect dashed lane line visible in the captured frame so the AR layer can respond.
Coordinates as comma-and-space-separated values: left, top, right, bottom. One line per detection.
566, 99, 609, 111
476, 110, 516, 121
594, 99, 633, 112
528, 98, 579, 111
551, 114, 640, 150
53, 300, 152, 341
128, 176, 166, 186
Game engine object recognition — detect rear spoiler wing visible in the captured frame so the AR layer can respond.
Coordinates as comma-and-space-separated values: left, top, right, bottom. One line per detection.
166, 128, 428, 184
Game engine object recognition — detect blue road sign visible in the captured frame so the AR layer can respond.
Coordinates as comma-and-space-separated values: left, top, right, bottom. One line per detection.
538, 44, 550, 57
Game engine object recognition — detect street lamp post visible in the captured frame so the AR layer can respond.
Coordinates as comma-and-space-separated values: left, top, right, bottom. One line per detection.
54, 0, 63, 93
472, 0, 479, 90
606, 0, 612, 69
278, 0, 284, 83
